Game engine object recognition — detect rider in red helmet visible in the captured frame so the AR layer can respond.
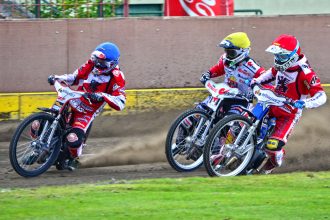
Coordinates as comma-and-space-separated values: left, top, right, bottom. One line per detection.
251, 34, 327, 173
44, 42, 126, 170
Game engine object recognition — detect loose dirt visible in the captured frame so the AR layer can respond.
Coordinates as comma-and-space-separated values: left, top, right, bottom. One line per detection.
1, 106, 329, 188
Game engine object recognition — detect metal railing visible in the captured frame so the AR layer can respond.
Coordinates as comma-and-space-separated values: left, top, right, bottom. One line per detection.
234, 9, 263, 15
0, 0, 121, 18
0, 1, 263, 19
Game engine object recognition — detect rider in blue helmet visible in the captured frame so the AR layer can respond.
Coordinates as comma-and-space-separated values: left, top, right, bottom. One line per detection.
42, 42, 126, 170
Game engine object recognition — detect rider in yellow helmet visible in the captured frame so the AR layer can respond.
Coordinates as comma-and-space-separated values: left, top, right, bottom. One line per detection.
177, 32, 265, 161
199, 32, 264, 109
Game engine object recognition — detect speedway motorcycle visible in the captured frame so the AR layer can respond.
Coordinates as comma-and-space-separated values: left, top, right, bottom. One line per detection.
165, 79, 251, 172
203, 84, 296, 177
9, 80, 101, 177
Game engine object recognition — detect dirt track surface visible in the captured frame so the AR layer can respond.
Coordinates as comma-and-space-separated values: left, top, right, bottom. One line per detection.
1, 107, 330, 188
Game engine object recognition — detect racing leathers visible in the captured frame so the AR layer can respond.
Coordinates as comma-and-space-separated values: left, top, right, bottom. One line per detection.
53, 59, 126, 158
200, 55, 265, 114
253, 54, 327, 172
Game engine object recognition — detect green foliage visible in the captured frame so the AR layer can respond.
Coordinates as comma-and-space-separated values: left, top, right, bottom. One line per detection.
29, 0, 123, 18
0, 171, 330, 219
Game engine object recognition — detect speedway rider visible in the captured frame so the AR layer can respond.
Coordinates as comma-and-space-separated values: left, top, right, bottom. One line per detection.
178, 32, 265, 158
199, 32, 265, 112
46, 42, 126, 169
251, 34, 327, 173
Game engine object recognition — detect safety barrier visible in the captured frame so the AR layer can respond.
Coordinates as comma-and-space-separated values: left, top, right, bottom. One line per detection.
1, 85, 329, 121
0, 88, 208, 121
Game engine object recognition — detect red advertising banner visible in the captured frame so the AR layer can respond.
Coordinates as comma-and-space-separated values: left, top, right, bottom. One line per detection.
164, 0, 234, 16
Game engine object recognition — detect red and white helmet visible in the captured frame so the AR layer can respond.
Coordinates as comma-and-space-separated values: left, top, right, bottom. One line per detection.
266, 34, 301, 72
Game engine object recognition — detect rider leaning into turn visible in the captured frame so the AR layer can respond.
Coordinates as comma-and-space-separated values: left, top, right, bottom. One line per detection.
251, 34, 327, 173
177, 32, 265, 157
46, 42, 126, 169
198, 32, 265, 115
200, 32, 265, 111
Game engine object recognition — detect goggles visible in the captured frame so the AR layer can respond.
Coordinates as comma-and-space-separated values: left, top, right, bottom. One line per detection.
95, 58, 118, 70
274, 42, 300, 63
224, 48, 241, 59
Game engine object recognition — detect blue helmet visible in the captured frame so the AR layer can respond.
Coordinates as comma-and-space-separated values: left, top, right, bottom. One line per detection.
91, 42, 120, 75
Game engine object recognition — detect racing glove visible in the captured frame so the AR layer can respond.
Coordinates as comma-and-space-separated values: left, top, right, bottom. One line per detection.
200, 71, 211, 85
48, 74, 69, 85
48, 75, 56, 85
245, 91, 254, 102
249, 78, 260, 88
293, 100, 305, 109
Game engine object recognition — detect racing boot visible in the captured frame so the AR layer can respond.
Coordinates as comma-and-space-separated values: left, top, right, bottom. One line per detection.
262, 148, 285, 174
66, 146, 82, 171
63, 157, 80, 171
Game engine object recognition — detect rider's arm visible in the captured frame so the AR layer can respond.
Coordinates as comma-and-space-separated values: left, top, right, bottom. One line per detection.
300, 72, 327, 109
254, 67, 266, 78
208, 56, 225, 78
103, 68, 126, 111
55, 60, 94, 85
254, 67, 276, 84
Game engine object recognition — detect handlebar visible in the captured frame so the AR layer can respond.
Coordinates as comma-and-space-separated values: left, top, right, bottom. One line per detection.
251, 83, 298, 108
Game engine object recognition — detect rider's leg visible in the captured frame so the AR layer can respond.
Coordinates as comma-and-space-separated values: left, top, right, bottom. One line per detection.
61, 111, 93, 170
65, 127, 86, 159
262, 111, 300, 173
263, 139, 286, 173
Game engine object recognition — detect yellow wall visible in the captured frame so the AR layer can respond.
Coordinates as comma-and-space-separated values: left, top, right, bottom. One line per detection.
1, 85, 329, 121
0, 88, 208, 121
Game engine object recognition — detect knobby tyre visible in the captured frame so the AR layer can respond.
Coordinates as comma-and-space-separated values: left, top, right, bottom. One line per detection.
165, 109, 210, 172
9, 112, 62, 177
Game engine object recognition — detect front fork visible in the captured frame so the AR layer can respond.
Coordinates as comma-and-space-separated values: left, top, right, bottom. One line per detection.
233, 120, 260, 156
193, 113, 216, 146
39, 114, 61, 150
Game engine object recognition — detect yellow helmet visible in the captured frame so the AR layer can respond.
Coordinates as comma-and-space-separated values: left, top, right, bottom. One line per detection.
218, 32, 251, 49
218, 32, 251, 67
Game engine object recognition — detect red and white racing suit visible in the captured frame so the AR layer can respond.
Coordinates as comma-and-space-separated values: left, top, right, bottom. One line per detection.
202, 55, 265, 114
55, 59, 126, 157
255, 54, 327, 170
209, 55, 265, 93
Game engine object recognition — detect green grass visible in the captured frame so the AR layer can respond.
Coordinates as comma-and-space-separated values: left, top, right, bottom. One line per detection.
1, 172, 329, 220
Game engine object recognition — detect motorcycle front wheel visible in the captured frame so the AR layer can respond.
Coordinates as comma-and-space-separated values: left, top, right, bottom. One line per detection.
9, 112, 62, 177
165, 109, 211, 172
203, 114, 256, 177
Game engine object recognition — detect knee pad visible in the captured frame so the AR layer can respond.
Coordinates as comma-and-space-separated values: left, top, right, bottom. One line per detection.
266, 139, 285, 151
65, 128, 86, 148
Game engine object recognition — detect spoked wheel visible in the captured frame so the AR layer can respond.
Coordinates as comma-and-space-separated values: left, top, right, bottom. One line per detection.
203, 114, 256, 177
9, 112, 62, 177
165, 109, 211, 172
